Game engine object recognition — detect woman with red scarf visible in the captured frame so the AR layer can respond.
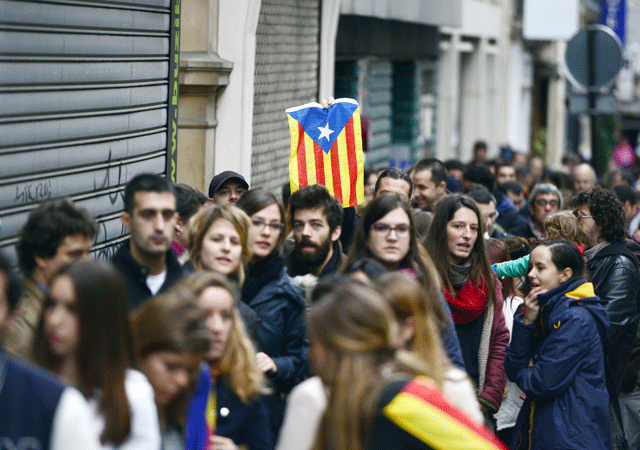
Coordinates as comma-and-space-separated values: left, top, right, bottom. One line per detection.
424, 194, 509, 428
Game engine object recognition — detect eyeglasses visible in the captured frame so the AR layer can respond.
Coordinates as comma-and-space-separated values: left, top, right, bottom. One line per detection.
573, 209, 593, 220
251, 218, 285, 232
535, 199, 559, 208
370, 223, 411, 236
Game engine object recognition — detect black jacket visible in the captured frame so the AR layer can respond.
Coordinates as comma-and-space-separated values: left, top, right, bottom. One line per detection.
111, 239, 185, 310
587, 240, 640, 391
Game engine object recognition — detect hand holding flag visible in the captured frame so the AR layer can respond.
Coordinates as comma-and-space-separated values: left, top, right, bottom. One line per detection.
286, 98, 364, 207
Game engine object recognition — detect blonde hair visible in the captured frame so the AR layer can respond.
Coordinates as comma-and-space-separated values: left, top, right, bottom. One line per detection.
309, 282, 435, 450
181, 271, 265, 403
377, 272, 447, 386
189, 204, 251, 284
544, 210, 585, 246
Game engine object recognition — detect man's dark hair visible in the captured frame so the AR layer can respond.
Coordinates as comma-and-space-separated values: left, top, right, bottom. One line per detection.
467, 188, 496, 206
287, 184, 343, 232
497, 180, 524, 196
574, 186, 626, 242
473, 140, 487, 153
413, 158, 447, 185
463, 164, 494, 192
282, 181, 292, 209
0, 251, 23, 311
444, 159, 466, 172
613, 185, 640, 206
374, 167, 413, 197
16, 198, 98, 277
173, 183, 206, 222
123, 173, 174, 214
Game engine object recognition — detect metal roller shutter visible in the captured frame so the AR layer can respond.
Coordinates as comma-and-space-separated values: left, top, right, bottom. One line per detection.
0, 0, 180, 263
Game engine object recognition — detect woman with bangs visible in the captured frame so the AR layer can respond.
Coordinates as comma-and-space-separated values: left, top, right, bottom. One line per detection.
424, 194, 509, 428
188, 204, 251, 283
182, 272, 273, 450
188, 203, 259, 337
236, 188, 306, 436
342, 193, 465, 369
32, 260, 161, 450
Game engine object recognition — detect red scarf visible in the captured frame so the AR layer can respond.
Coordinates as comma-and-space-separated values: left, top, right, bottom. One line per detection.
443, 276, 488, 324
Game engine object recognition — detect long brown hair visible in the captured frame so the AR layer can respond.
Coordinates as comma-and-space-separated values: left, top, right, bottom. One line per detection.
131, 285, 211, 427
485, 238, 519, 300
180, 271, 266, 403
33, 260, 132, 446
309, 282, 435, 450
377, 272, 448, 384
424, 194, 496, 308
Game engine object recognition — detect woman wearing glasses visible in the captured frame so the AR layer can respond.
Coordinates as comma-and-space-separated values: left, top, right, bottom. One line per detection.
236, 189, 307, 437
342, 193, 466, 370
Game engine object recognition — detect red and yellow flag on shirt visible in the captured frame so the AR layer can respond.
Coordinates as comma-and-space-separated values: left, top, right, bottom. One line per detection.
286, 98, 364, 207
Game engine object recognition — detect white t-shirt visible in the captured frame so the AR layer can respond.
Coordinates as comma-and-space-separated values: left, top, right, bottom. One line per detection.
87, 369, 161, 450
51, 387, 102, 450
146, 271, 167, 296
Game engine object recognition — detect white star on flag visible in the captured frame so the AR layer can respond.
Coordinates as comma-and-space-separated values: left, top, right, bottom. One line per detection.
318, 123, 334, 141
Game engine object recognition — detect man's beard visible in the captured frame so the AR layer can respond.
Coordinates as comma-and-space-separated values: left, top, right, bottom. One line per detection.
292, 236, 333, 268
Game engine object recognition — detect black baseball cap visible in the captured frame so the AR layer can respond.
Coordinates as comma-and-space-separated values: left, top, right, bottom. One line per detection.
208, 171, 249, 198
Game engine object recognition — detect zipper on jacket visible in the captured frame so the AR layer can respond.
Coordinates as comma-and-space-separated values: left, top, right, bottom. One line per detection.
528, 399, 537, 449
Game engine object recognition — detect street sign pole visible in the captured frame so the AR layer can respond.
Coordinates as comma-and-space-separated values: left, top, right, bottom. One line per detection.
587, 29, 605, 177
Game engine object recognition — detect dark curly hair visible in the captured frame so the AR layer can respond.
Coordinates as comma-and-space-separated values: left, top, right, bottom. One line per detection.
573, 186, 626, 242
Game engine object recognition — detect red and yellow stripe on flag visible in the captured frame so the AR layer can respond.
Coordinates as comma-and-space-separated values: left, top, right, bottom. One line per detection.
383, 377, 508, 450
286, 99, 364, 208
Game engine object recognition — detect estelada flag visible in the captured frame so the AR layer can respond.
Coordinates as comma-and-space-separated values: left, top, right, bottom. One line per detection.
286, 98, 364, 207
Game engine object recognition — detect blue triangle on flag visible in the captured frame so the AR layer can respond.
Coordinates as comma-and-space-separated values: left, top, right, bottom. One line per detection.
287, 101, 359, 154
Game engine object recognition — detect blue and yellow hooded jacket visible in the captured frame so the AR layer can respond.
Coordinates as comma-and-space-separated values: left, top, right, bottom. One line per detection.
505, 278, 611, 450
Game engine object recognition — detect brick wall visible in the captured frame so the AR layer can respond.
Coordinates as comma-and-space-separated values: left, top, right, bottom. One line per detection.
251, 0, 320, 195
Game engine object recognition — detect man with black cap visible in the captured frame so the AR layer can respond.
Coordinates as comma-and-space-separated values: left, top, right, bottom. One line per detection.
208, 171, 249, 204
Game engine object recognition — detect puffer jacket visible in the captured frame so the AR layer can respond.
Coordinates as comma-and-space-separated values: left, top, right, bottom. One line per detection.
246, 266, 306, 394
505, 279, 611, 450
587, 240, 640, 390
244, 266, 307, 437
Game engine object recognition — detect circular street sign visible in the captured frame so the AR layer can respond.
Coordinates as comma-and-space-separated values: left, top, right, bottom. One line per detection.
565, 25, 623, 89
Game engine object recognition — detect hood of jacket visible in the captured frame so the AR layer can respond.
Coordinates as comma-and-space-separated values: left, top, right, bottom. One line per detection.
588, 240, 639, 268
537, 278, 609, 344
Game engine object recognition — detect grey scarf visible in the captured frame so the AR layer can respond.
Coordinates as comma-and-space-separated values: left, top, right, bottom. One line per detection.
584, 241, 610, 263
450, 260, 472, 292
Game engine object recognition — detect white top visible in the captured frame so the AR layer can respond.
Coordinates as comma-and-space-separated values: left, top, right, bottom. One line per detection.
442, 367, 484, 425
495, 295, 526, 430
51, 387, 102, 450
276, 370, 483, 450
276, 376, 327, 450
87, 369, 161, 450
146, 271, 167, 296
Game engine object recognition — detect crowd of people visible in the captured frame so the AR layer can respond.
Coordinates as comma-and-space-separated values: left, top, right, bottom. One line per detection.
2, 143, 640, 450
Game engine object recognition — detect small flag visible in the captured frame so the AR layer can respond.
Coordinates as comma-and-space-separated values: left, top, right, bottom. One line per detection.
286, 98, 364, 207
